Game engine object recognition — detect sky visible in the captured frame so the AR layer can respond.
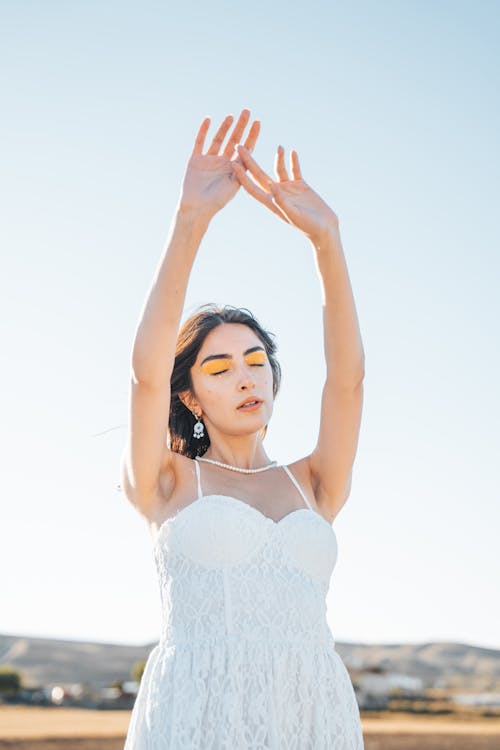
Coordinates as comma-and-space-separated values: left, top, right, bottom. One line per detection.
1, 1, 499, 650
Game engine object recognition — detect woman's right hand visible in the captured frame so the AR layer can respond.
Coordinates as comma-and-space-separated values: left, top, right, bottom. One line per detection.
177, 108, 261, 221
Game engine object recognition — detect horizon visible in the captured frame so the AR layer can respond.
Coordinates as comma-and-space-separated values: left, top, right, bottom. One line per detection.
1, 630, 498, 654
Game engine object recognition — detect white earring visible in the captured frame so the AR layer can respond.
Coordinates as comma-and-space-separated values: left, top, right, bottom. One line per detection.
192, 412, 205, 439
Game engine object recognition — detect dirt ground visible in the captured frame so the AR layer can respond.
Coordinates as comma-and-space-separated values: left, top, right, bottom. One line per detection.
1, 705, 499, 749
363, 736, 500, 750
1, 736, 500, 750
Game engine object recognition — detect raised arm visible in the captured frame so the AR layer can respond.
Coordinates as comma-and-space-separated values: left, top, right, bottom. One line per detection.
232, 144, 365, 521
121, 109, 261, 518
307, 226, 365, 521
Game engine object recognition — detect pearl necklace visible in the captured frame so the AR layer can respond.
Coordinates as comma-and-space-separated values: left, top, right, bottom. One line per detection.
195, 456, 279, 474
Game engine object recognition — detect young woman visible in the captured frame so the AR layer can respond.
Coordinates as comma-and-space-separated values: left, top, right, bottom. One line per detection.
122, 108, 365, 749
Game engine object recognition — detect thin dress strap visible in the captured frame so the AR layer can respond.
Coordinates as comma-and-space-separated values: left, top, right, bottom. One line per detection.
193, 457, 203, 500
281, 465, 313, 510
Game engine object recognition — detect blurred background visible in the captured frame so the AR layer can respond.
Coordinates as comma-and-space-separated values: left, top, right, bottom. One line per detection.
1, 0, 498, 660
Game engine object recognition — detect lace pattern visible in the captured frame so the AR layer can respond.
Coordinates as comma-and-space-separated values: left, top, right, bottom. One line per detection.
124, 462, 364, 749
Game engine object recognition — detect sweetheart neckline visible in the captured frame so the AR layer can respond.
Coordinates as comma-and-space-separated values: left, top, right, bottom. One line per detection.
152, 493, 335, 547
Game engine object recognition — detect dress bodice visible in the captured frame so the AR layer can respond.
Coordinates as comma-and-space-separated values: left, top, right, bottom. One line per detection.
153, 459, 338, 649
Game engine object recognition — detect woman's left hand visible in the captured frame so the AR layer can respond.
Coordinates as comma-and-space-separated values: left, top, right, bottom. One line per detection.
232, 144, 339, 246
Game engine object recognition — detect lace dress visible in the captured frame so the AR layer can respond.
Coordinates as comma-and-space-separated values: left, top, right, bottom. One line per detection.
123, 457, 364, 749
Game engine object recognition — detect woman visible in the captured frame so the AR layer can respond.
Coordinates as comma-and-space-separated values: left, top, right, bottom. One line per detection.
121, 108, 365, 749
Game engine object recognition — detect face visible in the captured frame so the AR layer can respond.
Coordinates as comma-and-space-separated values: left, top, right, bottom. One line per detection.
181, 323, 275, 437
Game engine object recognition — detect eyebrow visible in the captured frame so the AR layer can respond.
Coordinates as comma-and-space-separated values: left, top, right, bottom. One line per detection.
200, 346, 266, 367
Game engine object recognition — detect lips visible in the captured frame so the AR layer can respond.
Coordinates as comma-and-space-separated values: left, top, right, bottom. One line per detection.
237, 398, 263, 409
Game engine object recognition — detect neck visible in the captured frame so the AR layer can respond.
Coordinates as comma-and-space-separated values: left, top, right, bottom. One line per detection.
199, 420, 271, 470
201, 447, 272, 471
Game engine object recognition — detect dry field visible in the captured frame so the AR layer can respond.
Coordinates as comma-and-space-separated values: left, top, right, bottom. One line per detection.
1, 706, 500, 749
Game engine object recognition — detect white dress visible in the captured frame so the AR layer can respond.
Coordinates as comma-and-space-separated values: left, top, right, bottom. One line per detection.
124, 457, 364, 749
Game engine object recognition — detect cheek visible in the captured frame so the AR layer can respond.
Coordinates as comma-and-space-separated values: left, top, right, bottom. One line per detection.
202, 381, 230, 403
202, 385, 219, 400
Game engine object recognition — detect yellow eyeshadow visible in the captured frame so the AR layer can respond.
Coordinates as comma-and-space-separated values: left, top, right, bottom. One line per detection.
201, 358, 232, 374
200, 351, 267, 375
246, 351, 267, 365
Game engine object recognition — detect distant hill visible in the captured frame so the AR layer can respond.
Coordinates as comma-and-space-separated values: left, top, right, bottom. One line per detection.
1, 633, 499, 690
0, 634, 151, 688
340, 640, 500, 690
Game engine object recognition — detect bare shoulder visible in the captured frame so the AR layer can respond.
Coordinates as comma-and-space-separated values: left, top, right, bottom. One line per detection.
283, 454, 313, 486
123, 449, 197, 528
289, 452, 354, 523
283, 454, 333, 522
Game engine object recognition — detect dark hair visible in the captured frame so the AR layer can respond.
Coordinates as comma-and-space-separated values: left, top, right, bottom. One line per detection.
169, 304, 281, 458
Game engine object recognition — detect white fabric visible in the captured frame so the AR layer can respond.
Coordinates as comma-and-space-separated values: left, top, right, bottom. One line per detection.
124, 458, 364, 749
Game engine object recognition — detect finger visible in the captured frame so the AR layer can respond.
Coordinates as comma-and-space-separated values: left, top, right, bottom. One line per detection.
233, 168, 289, 224
237, 145, 274, 191
242, 119, 261, 154
291, 149, 303, 180
232, 163, 290, 223
192, 116, 211, 156
274, 145, 289, 182
231, 120, 261, 170
222, 108, 251, 158
206, 114, 234, 155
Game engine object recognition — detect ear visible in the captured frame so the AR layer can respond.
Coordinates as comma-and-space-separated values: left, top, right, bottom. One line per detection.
178, 389, 201, 417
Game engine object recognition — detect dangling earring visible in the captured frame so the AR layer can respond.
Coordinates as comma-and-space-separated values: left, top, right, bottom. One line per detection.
192, 411, 205, 439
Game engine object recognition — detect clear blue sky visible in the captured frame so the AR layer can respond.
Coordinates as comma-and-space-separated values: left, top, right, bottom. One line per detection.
1, 1, 499, 649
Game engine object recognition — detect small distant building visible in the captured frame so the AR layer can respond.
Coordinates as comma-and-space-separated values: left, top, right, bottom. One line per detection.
355, 666, 423, 710
356, 667, 391, 709
385, 673, 423, 694
121, 680, 139, 696
452, 693, 500, 709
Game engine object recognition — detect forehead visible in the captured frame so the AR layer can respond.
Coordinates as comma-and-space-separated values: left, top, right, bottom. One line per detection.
197, 323, 262, 359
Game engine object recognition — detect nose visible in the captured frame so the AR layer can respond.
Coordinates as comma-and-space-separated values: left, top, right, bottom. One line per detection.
236, 363, 257, 390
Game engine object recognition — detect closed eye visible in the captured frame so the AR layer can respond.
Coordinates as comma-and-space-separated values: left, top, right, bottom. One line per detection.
212, 363, 265, 376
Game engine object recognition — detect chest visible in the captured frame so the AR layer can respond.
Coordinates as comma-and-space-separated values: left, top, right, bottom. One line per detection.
166, 458, 321, 525
154, 494, 338, 583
